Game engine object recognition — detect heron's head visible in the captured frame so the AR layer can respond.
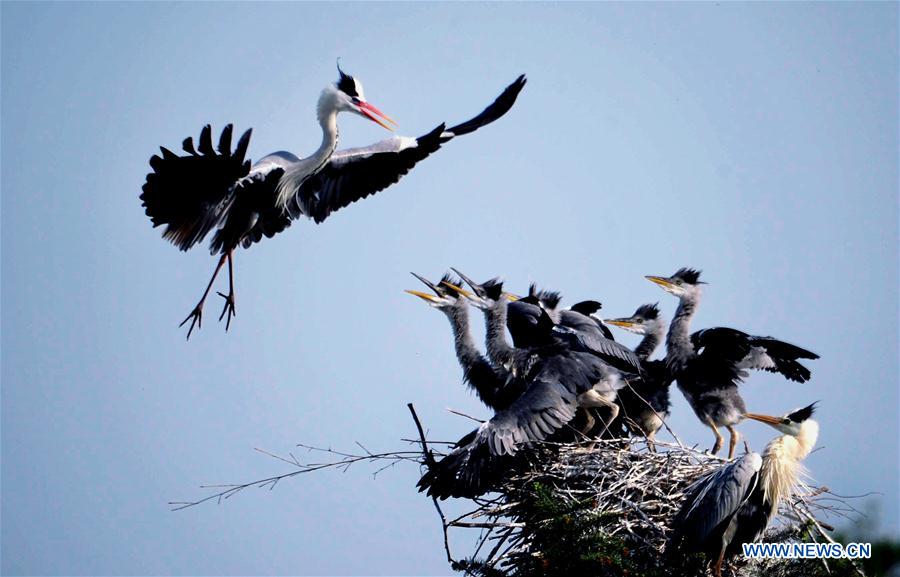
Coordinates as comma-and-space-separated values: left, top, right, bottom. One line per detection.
447, 268, 515, 310
405, 272, 469, 311
605, 303, 663, 336
327, 61, 396, 131
744, 402, 818, 437
528, 284, 563, 312
645, 268, 704, 299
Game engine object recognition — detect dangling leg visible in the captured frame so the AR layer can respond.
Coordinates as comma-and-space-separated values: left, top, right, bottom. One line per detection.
180, 253, 228, 339
705, 416, 724, 456
726, 425, 740, 460
217, 249, 236, 330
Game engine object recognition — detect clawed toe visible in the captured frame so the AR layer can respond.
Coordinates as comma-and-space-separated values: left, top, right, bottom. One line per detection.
180, 305, 203, 340
217, 291, 236, 331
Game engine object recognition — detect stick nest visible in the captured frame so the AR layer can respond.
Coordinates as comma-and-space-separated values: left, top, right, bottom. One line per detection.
436, 437, 865, 577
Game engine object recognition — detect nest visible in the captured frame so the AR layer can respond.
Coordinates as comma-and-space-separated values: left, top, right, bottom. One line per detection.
429, 436, 866, 577
171, 405, 867, 577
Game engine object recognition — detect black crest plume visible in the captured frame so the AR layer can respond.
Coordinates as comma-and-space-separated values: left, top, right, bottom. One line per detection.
528, 284, 562, 310
634, 303, 660, 320
672, 268, 702, 285
787, 402, 817, 423
336, 59, 359, 98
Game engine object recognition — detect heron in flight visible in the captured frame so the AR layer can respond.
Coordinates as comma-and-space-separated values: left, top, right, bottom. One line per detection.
141, 65, 526, 338
605, 303, 674, 446
668, 403, 819, 577
647, 268, 819, 458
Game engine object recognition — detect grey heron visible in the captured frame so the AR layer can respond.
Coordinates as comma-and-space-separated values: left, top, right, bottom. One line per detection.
418, 298, 647, 499
647, 268, 819, 458
605, 303, 674, 446
448, 268, 517, 372
405, 273, 523, 411
141, 65, 526, 338
668, 403, 819, 577
418, 300, 629, 499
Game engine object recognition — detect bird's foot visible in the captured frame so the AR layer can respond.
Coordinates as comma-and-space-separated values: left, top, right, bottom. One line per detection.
179, 303, 204, 340
217, 291, 236, 331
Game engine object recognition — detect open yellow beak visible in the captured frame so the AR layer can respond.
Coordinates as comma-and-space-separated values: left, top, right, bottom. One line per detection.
605, 319, 636, 328
405, 289, 440, 303
646, 275, 676, 290
439, 281, 473, 299
743, 413, 784, 426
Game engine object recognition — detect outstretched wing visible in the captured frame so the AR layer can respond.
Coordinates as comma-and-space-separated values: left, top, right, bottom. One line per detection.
692, 328, 818, 384
290, 126, 445, 223
742, 336, 820, 383
477, 376, 579, 457
670, 453, 762, 550
286, 75, 527, 224
141, 124, 252, 251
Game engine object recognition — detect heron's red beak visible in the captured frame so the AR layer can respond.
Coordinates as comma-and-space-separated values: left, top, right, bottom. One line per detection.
358, 101, 397, 131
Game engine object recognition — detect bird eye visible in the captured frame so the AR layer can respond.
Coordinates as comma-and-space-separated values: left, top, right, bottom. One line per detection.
351, 97, 361, 105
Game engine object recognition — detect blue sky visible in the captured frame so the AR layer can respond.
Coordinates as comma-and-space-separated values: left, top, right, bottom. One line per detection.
2, 2, 897, 575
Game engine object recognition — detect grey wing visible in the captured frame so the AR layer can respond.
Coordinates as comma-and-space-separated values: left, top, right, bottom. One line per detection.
557, 325, 643, 376
672, 453, 762, 547
288, 127, 445, 223
286, 75, 526, 224
477, 377, 579, 457
740, 337, 820, 383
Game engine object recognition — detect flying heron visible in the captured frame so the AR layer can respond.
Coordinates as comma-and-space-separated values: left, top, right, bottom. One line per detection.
647, 268, 819, 458
668, 403, 819, 577
141, 65, 526, 338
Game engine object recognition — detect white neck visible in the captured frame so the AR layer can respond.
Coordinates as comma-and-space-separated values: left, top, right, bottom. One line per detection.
274, 87, 341, 210
760, 420, 819, 512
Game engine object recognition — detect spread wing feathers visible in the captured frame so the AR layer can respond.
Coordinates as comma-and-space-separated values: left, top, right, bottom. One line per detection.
287, 126, 445, 224
670, 453, 762, 550
285, 75, 526, 224
141, 124, 252, 251
692, 328, 818, 383
417, 429, 528, 500
478, 377, 579, 457
441, 74, 527, 140
557, 326, 644, 376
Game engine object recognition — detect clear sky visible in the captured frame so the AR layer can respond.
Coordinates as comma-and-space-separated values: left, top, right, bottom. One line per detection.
2, 2, 897, 575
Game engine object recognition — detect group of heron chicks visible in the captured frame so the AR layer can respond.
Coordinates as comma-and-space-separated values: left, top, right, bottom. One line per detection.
408, 267, 820, 577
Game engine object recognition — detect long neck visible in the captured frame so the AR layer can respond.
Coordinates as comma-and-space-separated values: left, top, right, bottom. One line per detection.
314, 99, 340, 166
759, 421, 819, 514
484, 300, 515, 369
274, 92, 340, 209
634, 321, 665, 360
445, 305, 481, 371
444, 305, 505, 408
666, 295, 699, 366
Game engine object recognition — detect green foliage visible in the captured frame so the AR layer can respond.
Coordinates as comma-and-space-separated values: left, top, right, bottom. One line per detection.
505, 482, 664, 577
